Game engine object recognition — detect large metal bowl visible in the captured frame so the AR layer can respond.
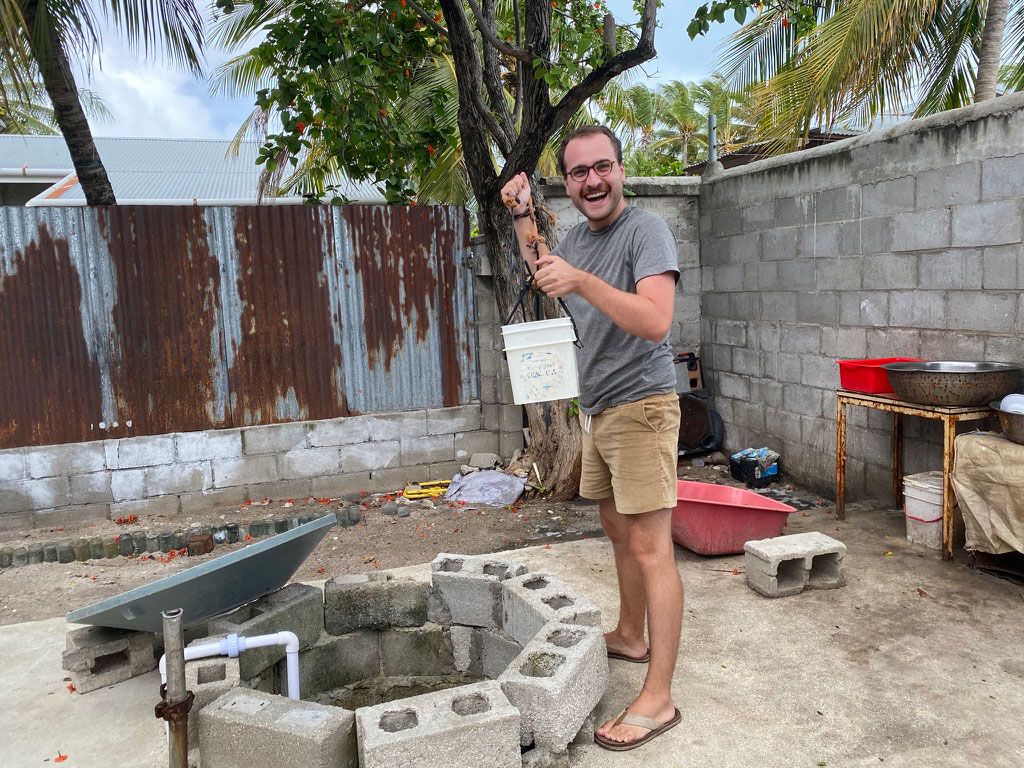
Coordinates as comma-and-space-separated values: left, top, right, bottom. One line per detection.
989, 402, 1024, 446
881, 361, 1023, 406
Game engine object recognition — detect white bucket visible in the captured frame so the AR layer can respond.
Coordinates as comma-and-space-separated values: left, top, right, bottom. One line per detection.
903, 471, 943, 550
501, 317, 580, 405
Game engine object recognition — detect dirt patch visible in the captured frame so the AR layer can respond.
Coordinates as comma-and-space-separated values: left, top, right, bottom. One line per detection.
0, 459, 830, 625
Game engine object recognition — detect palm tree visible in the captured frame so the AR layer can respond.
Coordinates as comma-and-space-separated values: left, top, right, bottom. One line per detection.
718, 0, 1024, 154
1, 64, 111, 134
650, 80, 706, 167
4, 0, 205, 203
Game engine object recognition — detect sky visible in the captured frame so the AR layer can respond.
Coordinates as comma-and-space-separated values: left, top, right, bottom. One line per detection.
76, 2, 740, 141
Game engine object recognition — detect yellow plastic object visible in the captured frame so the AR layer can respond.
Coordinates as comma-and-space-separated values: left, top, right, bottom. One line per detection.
403, 480, 450, 499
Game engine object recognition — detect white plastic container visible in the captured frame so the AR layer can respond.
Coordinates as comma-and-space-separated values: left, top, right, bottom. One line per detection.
903, 471, 943, 549
501, 317, 580, 405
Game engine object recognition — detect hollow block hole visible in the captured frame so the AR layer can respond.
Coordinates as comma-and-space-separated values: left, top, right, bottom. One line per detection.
437, 558, 464, 573
92, 649, 129, 675
523, 577, 548, 590
452, 693, 490, 716
543, 595, 573, 611
520, 652, 565, 678
809, 552, 841, 585
482, 563, 508, 578
775, 558, 805, 592
546, 628, 584, 648
379, 709, 419, 732
197, 663, 228, 685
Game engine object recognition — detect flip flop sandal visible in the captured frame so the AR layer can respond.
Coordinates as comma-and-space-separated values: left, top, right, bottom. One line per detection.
606, 648, 650, 663
594, 707, 681, 752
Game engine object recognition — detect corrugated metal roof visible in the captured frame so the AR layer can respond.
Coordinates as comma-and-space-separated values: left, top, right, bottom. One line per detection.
0, 135, 385, 204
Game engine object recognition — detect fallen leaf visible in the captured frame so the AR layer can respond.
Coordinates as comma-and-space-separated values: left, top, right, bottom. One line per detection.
732, 569, 740, 575
55, 754, 68, 763
884, 551, 894, 556
543, 544, 552, 549
916, 587, 927, 597
317, 567, 326, 574
66, 683, 76, 693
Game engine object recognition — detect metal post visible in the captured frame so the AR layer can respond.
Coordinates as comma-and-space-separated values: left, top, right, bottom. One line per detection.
708, 114, 718, 164
156, 608, 192, 768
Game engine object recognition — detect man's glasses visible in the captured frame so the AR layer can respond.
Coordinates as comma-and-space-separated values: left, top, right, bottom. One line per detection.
566, 159, 617, 183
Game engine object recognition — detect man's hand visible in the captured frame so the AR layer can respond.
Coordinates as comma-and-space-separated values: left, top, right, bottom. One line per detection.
500, 171, 532, 216
535, 254, 585, 298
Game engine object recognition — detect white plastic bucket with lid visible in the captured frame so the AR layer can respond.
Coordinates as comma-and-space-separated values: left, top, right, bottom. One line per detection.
903, 471, 943, 549
501, 317, 580, 405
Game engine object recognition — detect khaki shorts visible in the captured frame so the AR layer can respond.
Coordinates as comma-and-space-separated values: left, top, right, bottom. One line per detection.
579, 392, 681, 514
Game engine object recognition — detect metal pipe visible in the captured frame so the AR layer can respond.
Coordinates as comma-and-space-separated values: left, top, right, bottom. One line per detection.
708, 114, 718, 164
161, 609, 189, 768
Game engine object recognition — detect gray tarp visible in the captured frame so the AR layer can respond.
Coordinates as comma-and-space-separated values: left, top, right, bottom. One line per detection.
952, 433, 1024, 554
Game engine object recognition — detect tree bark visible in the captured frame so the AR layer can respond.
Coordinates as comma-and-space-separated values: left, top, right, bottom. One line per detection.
22, 0, 116, 205
439, 0, 658, 500
975, 0, 1009, 102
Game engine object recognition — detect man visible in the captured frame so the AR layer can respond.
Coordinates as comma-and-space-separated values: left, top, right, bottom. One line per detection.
500, 125, 683, 751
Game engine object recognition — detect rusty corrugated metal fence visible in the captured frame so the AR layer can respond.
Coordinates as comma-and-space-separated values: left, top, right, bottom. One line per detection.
0, 205, 477, 449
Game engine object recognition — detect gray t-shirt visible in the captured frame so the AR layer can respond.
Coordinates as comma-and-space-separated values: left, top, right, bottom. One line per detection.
556, 206, 679, 415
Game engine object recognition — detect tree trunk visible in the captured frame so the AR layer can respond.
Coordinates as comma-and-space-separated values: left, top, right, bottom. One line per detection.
975, 0, 1009, 102
477, 192, 582, 502
23, 0, 116, 205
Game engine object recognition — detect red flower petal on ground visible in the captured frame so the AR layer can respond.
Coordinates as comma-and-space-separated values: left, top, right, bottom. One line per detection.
55, 753, 68, 763
66, 683, 76, 693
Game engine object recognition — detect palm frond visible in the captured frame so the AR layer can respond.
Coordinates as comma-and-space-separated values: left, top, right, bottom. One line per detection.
101, 0, 205, 74
209, 50, 274, 99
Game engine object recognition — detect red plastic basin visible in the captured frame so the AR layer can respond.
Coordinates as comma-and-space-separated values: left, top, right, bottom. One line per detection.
672, 480, 795, 555
838, 357, 925, 394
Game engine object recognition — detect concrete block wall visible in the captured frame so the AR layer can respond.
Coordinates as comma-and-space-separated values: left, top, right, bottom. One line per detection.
537, 176, 703, 353
0, 405, 501, 531
698, 93, 1024, 498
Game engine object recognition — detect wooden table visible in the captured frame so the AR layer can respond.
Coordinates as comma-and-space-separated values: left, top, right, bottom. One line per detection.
835, 389, 994, 561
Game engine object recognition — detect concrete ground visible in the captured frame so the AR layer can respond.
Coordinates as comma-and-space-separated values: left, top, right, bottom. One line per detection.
3, 503, 1023, 768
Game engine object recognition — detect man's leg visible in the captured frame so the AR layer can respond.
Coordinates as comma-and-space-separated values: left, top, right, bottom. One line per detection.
599, 497, 650, 661
597, 506, 683, 745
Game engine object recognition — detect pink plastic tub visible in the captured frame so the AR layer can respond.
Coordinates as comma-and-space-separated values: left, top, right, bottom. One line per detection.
672, 480, 795, 555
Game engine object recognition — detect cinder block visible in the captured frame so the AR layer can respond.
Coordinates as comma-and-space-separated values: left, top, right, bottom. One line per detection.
744, 532, 847, 598
499, 622, 607, 751
68, 472, 114, 504
286, 631, 380, 695
356, 681, 520, 768
184, 650, 243, 750
400, 434, 455, 465
309, 417, 373, 447
862, 176, 914, 215
892, 208, 950, 252
363, 412, 428, 441
61, 626, 157, 693
338, 441, 401, 473
427, 405, 483, 435
212, 456, 279, 489
145, 461, 212, 496
916, 162, 980, 208
981, 153, 1024, 200
481, 628, 525, 680
429, 553, 528, 628
501, 572, 601, 648
209, 584, 324, 678
243, 422, 309, 455
26, 442, 105, 478
952, 200, 1023, 247
116, 435, 175, 469
0, 451, 28, 482
199, 688, 355, 768
324, 573, 428, 635
280, 447, 343, 480
450, 625, 481, 676
176, 430, 243, 462
380, 625, 455, 677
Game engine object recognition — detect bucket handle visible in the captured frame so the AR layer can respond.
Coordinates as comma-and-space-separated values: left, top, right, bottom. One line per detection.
504, 273, 583, 349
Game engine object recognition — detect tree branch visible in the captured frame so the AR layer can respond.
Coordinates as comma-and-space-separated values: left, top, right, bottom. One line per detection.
512, 0, 523, 125
549, 0, 657, 128
466, 0, 534, 63
405, 0, 448, 37
481, 0, 515, 136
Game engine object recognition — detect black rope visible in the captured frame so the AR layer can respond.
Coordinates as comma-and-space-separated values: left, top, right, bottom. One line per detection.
503, 273, 583, 349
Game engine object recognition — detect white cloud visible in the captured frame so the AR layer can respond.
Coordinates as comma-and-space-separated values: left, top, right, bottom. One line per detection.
72, 31, 257, 140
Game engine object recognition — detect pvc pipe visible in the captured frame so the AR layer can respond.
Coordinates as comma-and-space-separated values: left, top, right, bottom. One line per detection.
158, 631, 301, 700
0, 166, 73, 179
25, 196, 316, 207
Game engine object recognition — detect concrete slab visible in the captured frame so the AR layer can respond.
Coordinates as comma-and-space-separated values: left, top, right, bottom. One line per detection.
2, 506, 1024, 768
